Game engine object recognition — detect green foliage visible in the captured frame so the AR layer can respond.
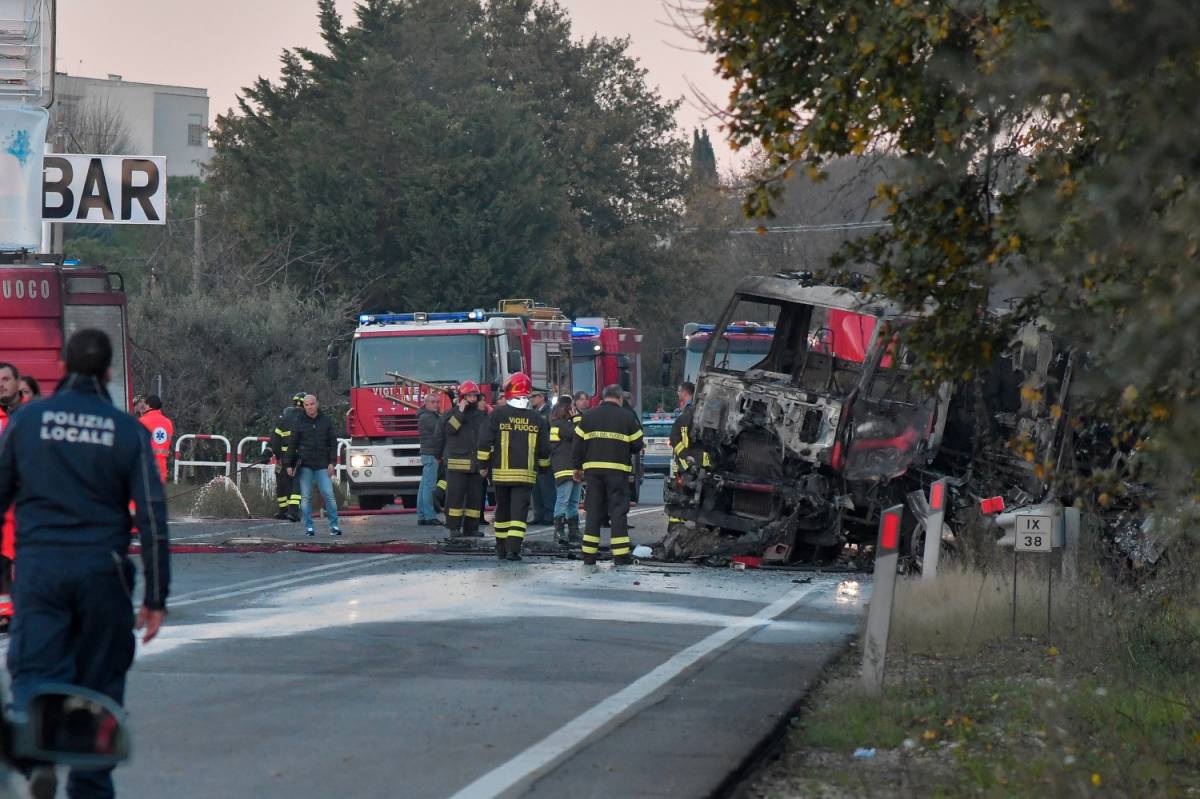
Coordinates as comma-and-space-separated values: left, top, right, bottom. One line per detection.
129, 284, 354, 441
703, 0, 1200, 500
689, 128, 718, 185
207, 0, 687, 321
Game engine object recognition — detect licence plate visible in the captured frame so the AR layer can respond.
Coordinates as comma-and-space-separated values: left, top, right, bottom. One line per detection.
395, 456, 422, 467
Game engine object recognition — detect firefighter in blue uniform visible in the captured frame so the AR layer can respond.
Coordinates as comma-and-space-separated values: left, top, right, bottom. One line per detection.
0, 329, 170, 799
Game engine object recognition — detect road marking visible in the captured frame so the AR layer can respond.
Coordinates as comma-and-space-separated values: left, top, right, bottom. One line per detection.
170, 555, 404, 608
170, 521, 287, 542
447, 581, 824, 799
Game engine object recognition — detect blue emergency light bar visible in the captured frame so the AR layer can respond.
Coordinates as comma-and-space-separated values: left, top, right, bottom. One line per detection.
571, 325, 601, 338
359, 309, 488, 325
691, 324, 776, 335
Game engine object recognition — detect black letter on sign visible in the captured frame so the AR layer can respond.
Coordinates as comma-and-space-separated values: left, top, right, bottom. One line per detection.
121, 159, 160, 221
76, 159, 114, 220
42, 156, 74, 219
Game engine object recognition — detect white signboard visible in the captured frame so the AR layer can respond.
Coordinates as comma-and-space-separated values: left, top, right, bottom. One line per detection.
42, 154, 167, 225
1015, 514, 1053, 552
0, 105, 49, 249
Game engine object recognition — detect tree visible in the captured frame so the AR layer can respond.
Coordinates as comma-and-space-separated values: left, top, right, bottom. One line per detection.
51, 95, 133, 155
702, 0, 1200, 503
690, 128, 718, 186
207, 0, 688, 320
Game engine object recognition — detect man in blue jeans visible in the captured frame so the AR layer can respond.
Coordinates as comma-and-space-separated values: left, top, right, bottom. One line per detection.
287, 394, 342, 536
416, 392, 445, 525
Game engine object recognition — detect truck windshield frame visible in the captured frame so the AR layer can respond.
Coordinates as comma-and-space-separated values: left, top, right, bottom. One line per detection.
571, 353, 596, 398
352, 334, 487, 386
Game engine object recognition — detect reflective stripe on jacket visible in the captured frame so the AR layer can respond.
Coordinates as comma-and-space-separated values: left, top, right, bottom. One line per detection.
572, 402, 644, 473
477, 405, 551, 485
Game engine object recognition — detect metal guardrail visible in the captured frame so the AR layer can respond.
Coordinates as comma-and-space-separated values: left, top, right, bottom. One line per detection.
235, 436, 272, 488
172, 434, 232, 483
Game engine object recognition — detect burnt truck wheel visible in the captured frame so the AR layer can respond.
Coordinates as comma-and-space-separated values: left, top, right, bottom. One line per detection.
357, 494, 392, 511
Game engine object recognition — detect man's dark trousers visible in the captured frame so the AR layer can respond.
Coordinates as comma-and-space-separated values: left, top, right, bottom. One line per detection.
9, 551, 136, 799
582, 471, 631, 558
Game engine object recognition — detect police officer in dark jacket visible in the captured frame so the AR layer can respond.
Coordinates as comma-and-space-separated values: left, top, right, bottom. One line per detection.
266, 392, 306, 521
573, 384, 644, 566
0, 329, 170, 799
287, 394, 341, 537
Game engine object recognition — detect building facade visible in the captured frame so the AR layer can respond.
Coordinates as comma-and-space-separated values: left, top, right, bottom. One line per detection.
51, 73, 212, 178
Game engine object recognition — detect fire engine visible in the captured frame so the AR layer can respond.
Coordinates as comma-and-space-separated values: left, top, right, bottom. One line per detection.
679, 321, 776, 389
343, 299, 573, 509
569, 317, 643, 411
0, 253, 133, 412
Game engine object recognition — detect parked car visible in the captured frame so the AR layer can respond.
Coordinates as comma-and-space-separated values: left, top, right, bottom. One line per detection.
641, 416, 676, 475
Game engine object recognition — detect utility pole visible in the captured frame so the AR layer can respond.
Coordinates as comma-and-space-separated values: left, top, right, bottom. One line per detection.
192, 200, 204, 292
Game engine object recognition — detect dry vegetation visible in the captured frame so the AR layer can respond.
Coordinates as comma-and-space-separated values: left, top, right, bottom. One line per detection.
746, 536, 1200, 798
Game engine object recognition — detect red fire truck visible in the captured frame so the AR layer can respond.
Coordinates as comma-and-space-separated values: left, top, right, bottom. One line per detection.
343, 299, 573, 509
569, 317, 643, 412
0, 253, 132, 411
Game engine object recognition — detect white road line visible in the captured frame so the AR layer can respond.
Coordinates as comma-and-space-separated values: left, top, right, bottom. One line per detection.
170, 521, 287, 542
447, 581, 824, 799
171, 555, 406, 608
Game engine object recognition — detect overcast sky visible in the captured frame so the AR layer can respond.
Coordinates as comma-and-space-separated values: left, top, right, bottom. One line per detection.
56, 0, 736, 167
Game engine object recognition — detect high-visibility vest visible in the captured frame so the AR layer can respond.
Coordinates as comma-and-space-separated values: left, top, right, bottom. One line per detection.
138, 409, 175, 481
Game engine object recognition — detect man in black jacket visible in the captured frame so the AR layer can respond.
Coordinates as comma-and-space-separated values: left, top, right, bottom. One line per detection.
287, 394, 341, 537
416, 392, 445, 525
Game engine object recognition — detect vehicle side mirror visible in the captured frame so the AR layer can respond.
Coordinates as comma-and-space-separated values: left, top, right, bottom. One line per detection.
660, 350, 674, 387
13, 685, 131, 769
326, 343, 339, 382
506, 350, 523, 374
617, 354, 631, 369
620, 370, 632, 393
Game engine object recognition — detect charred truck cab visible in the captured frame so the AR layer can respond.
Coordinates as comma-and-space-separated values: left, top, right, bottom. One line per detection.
663, 272, 950, 562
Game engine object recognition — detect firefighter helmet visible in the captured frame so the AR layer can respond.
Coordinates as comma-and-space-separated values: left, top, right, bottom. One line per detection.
503, 372, 532, 399
458, 380, 481, 398
292, 392, 307, 406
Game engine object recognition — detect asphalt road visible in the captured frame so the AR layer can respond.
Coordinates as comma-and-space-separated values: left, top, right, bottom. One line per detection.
59, 478, 872, 798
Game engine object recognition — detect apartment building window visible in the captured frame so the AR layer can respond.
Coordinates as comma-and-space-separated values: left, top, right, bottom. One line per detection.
187, 113, 205, 147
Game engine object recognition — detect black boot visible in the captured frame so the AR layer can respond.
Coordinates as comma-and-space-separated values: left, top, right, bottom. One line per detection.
553, 516, 567, 545
495, 537, 508, 560
567, 517, 582, 544
612, 554, 633, 566
506, 537, 523, 561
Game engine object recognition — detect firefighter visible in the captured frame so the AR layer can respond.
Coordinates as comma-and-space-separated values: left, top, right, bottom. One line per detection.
137, 394, 175, 484
442, 380, 487, 537
477, 373, 550, 561
549, 396, 581, 546
266, 392, 306, 521
572, 384, 643, 565
667, 381, 697, 529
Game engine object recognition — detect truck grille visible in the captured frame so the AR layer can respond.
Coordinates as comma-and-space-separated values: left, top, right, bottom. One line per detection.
378, 415, 418, 434
733, 490, 774, 519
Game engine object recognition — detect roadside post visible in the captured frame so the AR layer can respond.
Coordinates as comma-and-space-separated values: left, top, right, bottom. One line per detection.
1009, 509, 1057, 636
861, 504, 903, 695
921, 478, 948, 581
1062, 506, 1081, 587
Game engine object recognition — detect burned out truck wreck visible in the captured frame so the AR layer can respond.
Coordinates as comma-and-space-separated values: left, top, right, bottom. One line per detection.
661, 272, 952, 563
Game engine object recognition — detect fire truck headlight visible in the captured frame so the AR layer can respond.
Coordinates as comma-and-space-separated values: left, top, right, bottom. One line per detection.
349, 453, 374, 468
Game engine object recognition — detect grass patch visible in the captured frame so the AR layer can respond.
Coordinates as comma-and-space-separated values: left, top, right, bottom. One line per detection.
748, 556, 1200, 798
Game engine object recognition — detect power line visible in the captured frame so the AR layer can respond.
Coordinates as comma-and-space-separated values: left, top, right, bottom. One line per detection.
726, 221, 890, 235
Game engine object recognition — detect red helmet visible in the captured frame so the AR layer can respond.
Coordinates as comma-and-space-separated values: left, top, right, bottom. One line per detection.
504, 372, 532, 399
458, 380, 481, 397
